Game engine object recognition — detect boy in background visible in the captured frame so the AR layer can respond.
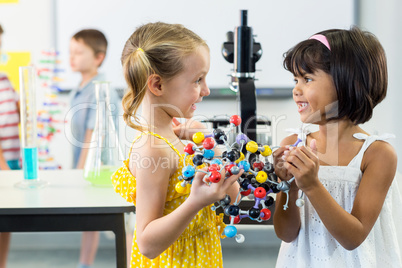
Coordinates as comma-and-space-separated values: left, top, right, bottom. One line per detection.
69, 29, 120, 268
0, 23, 21, 268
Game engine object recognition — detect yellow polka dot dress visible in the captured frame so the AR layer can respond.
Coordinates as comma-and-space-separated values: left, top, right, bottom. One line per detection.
112, 132, 225, 268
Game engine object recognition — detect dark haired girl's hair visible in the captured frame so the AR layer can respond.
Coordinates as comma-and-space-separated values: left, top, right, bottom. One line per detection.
284, 26, 387, 125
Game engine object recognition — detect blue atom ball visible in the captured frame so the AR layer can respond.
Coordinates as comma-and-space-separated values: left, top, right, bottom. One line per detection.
224, 225, 237, 238
211, 158, 223, 166
203, 149, 215, 160
182, 166, 195, 178
238, 160, 250, 172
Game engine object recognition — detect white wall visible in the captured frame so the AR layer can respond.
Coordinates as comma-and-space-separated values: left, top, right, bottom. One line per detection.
358, 0, 402, 170
54, 0, 354, 89
0, 0, 54, 64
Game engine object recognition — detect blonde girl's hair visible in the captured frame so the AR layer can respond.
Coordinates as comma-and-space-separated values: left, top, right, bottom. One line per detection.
121, 22, 208, 132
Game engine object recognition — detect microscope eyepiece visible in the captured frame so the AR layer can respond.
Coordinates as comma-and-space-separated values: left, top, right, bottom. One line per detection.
240, 10, 248, 26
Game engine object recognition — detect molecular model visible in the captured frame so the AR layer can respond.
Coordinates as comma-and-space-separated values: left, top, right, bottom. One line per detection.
175, 115, 303, 243
36, 50, 66, 170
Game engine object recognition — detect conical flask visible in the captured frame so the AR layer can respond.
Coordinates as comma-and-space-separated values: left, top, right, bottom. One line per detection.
83, 81, 123, 186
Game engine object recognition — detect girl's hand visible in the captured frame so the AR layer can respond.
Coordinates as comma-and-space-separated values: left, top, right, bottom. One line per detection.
273, 147, 294, 181
282, 139, 320, 192
172, 118, 208, 141
187, 166, 243, 209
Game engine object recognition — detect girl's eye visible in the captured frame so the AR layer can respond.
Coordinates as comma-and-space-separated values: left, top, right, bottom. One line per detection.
196, 77, 202, 84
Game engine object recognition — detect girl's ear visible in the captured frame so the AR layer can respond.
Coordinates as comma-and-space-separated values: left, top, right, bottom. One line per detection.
147, 74, 163, 96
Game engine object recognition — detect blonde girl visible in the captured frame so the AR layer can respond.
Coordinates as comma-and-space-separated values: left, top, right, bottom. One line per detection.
112, 22, 241, 268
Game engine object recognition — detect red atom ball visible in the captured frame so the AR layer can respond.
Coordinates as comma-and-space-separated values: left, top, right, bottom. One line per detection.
202, 137, 215, 150
254, 187, 266, 198
209, 171, 221, 183
184, 143, 195, 155
261, 208, 271, 221
230, 115, 242, 126
253, 161, 264, 171
240, 189, 251, 196
225, 164, 235, 175
208, 164, 220, 172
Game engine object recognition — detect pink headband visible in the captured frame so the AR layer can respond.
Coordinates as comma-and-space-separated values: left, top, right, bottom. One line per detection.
309, 34, 331, 51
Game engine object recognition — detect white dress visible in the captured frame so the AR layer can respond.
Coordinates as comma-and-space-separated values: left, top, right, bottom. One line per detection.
276, 133, 402, 268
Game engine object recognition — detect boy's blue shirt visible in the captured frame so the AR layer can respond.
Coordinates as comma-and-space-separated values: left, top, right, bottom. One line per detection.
69, 73, 120, 168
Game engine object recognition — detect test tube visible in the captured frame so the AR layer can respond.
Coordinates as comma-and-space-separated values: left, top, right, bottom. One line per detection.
15, 66, 47, 188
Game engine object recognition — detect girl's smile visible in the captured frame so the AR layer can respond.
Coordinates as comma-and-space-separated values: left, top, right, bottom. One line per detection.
296, 101, 309, 113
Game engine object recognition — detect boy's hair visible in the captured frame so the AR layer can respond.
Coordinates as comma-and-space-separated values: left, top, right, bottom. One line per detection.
121, 22, 208, 132
0, 24, 3, 34
72, 29, 108, 67
283, 26, 387, 125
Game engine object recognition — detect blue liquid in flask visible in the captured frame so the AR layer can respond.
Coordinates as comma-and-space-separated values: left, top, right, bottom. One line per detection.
23, 147, 38, 180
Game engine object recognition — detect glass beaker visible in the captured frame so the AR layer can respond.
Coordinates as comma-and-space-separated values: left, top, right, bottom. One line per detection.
83, 81, 123, 187
15, 66, 48, 189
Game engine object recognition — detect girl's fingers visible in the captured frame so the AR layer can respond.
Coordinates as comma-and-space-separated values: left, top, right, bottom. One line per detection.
287, 145, 317, 165
206, 168, 241, 197
273, 147, 287, 158
298, 146, 319, 164
215, 167, 227, 185
216, 169, 242, 193
226, 169, 243, 185
281, 150, 290, 161
310, 139, 317, 153
284, 162, 298, 176
286, 154, 304, 170
219, 166, 241, 185
193, 167, 208, 184
172, 117, 181, 126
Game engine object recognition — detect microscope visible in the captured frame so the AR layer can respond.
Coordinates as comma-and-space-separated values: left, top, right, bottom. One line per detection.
222, 10, 262, 143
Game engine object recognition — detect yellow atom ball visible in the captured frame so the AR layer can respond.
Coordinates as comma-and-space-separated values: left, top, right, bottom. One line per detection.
175, 182, 186, 193
256, 171, 268, 183
192, 132, 205, 144
246, 141, 258, 153
235, 152, 245, 164
261, 145, 272, 157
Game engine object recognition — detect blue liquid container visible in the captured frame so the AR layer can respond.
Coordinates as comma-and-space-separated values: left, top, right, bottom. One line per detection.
15, 66, 47, 189
23, 147, 38, 180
